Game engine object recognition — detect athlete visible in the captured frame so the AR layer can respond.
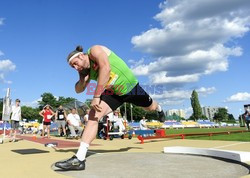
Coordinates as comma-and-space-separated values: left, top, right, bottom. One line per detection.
55, 45, 165, 170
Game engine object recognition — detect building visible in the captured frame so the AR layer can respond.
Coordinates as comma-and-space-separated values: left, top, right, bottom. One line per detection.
167, 109, 185, 118
202, 106, 221, 120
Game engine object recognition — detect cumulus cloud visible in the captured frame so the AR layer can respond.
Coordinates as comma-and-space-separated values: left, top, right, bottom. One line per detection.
225, 92, 250, 102
151, 87, 216, 106
131, 0, 250, 85
0, 60, 16, 72
0, 60, 16, 83
0, 18, 4, 25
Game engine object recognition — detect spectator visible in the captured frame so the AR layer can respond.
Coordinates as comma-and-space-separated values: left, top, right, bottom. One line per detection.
113, 110, 125, 133
244, 106, 250, 131
83, 109, 90, 126
139, 116, 148, 130
55, 105, 67, 136
39, 105, 55, 138
67, 108, 83, 138
9, 99, 22, 142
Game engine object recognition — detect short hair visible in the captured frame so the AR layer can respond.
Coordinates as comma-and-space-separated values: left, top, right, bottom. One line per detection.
15, 99, 21, 102
67, 45, 84, 63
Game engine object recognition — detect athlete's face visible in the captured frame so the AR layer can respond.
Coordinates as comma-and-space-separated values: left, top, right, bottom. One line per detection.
70, 54, 89, 72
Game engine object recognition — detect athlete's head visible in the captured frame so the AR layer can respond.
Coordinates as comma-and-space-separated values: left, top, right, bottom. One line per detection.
15, 99, 20, 106
67, 45, 90, 74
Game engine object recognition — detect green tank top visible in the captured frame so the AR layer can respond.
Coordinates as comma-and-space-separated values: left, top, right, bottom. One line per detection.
87, 48, 138, 95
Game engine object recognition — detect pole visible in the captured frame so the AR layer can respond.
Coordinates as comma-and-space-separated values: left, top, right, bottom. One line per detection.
124, 102, 127, 120
2, 88, 11, 139
130, 104, 133, 123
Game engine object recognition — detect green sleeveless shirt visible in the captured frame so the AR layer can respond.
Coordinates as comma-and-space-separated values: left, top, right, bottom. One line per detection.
87, 48, 138, 95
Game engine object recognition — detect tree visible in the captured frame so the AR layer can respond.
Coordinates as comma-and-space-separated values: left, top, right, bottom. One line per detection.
228, 113, 236, 123
120, 103, 147, 122
38, 92, 58, 109
190, 90, 202, 120
145, 111, 158, 121
213, 108, 228, 121
38, 92, 77, 109
21, 106, 41, 122
57, 96, 76, 107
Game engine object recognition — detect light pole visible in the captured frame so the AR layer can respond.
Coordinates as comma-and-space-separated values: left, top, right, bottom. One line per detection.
124, 102, 127, 120
130, 103, 133, 123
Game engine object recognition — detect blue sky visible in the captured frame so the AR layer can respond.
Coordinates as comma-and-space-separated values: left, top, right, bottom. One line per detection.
0, 0, 250, 118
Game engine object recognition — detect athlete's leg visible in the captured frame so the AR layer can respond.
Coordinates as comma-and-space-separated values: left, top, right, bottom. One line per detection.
55, 100, 113, 170
47, 125, 50, 138
62, 121, 67, 136
57, 122, 61, 136
42, 125, 46, 137
80, 101, 112, 144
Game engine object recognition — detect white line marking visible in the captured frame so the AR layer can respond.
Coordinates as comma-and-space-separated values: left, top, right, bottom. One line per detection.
211, 142, 249, 149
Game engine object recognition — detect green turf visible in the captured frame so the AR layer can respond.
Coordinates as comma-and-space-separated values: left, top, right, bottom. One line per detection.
186, 131, 250, 142
165, 127, 250, 142
165, 127, 245, 135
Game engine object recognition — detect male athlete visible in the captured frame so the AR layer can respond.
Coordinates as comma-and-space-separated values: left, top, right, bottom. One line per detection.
55, 45, 165, 170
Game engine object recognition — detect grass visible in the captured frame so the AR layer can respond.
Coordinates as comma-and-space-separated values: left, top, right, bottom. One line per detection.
187, 132, 250, 142
165, 127, 250, 142
165, 127, 245, 135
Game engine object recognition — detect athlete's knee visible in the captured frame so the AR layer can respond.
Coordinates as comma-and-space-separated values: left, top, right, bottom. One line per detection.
144, 101, 157, 111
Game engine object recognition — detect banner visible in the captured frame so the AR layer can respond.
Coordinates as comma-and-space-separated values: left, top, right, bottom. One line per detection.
2, 88, 11, 121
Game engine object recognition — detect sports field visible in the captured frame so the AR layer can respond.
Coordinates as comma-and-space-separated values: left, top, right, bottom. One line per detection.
165, 127, 250, 142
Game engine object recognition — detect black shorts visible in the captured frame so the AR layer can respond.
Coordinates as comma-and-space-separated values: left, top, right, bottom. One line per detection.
43, 121, 51, 126
101, 83, 153, 111
11, 120, 19, 129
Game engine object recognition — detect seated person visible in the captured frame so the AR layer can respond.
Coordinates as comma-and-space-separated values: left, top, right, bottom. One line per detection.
139, 116, 148, 130
67, 108, 83, 138
113, 111, 125, 133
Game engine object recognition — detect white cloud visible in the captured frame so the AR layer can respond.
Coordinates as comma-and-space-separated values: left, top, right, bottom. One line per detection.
0, 60, 16, 72
0, 50, 4, 56
196, 87, 216, 96
22, 98, 42, 108
151, 87, 216, 106
0, 59, 16, 84
128, 58, 145, 68
0, 18, 4, 25
225, 92, 250, 102
131, 0, 250, 86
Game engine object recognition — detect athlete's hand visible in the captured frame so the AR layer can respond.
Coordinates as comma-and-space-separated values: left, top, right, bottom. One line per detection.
91, 97, 102, 112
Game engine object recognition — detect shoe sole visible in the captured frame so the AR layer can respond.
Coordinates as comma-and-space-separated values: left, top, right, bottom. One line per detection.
54, 163, 85, 171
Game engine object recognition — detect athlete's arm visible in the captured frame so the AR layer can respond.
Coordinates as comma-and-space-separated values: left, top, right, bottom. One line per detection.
75, 73, 90, 93
39, 110, 44, 117
89, 45, 111, 97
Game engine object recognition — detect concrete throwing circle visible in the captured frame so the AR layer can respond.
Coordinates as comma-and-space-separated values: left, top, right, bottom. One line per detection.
52, 153, 249, 178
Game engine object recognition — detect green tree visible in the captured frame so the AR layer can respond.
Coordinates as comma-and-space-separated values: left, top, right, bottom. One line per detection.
190, 90, 202, 120
57, 96, 76, 107
120, 103, 147, 122
201, 115, 208, 120
38, 92, 58, 109
145, 111, 158, 121
213, 108, 228, 121
228, 113, 235, 123
21, 106, 41, 122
